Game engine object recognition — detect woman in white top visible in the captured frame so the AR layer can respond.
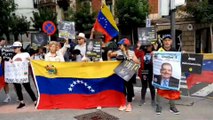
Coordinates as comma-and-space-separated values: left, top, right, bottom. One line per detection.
108, 38, 140, 112
12, 41, 37, 109
45, 41, 65, 62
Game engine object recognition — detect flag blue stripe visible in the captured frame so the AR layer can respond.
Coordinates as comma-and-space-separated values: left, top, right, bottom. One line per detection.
36, 74, 125, 95
203, 60, 213, 71
97, 12, 119, 38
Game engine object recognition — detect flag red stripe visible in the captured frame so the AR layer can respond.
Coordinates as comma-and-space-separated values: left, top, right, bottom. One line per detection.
187, 71, 213, 89
94, 20, 113, 42
0, 76, 5, 90
37, 90, 126, 109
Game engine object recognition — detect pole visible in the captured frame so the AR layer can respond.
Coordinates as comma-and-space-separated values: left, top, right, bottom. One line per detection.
210, 23, 213, 53
170, 0, 176, 49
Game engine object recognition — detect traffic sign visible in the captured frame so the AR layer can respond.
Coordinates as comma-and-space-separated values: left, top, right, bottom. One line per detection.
42, 21, 57, 36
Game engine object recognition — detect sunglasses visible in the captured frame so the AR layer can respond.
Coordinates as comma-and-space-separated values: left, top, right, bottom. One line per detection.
13, 47, 21, 49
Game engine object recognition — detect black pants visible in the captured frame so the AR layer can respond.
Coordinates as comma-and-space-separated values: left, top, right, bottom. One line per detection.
14, 82, 37, 102
141, 74, 155, 101
124, 75, 135, 103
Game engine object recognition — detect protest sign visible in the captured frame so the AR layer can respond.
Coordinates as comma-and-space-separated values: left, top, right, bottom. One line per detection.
4, 61, 29, 83
181, 53, 203, 74
31, 33, 48, 46
138, 27, 156, 42
152, 52, 181, 91
1, 45, 14, 61
86, 39, 102, 59
114, 60, 140, 81
58, 21, 75, 39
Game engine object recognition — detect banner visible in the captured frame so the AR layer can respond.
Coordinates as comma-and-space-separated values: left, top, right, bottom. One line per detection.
152, 52, 181, 91
4, 61, 29, 83
114, 60, 140, 81
58, 21, 75, 39
181, 53, 203, 74
86, 39, 102, 59
31, 60, 125, 109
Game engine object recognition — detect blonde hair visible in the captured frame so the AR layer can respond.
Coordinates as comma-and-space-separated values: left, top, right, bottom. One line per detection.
48, 41, 59, 50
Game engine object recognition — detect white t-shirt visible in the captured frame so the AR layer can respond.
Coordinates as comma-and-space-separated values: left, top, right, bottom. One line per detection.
45, 52, 65, 62
12, 52, 30, 62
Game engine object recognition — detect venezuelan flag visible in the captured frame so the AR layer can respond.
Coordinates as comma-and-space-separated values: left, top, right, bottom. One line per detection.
94, 4, 119, 43
187, 54, 213, 89
0, 64, 5, 90
31, 60, 125, 109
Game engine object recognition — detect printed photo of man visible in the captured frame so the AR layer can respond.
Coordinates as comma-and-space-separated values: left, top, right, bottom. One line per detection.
153, 62, 179, 90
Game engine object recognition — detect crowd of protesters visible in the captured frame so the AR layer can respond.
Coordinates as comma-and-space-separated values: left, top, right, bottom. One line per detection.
0, 31, 180, 115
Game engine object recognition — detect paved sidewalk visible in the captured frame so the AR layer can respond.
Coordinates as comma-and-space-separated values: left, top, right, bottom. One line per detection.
0, 85, 213, 120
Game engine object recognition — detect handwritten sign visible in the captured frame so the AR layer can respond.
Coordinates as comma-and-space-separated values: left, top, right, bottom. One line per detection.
1, 45, 14, 61
4, 61, 29, 83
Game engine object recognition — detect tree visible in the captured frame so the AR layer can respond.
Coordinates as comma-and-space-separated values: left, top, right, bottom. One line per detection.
0, 0, 16, 41
115, 0, 149, 43
10, 15, 30, 41
31, 8, 57, 31
185, 0, 213, 23
185, 0, 213, 52
64, 1, 96, 33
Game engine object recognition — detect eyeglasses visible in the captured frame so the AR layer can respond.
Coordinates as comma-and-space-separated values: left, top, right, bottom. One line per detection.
77, 38, 82, 40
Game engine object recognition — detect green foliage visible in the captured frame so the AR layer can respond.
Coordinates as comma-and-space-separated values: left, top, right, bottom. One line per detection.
186, 0, 213, 23
115, 0, 149, 29
0, 0, 16, 38
10, 15, 30, 40
31, 8, 57, 31
64, 1, 96, 32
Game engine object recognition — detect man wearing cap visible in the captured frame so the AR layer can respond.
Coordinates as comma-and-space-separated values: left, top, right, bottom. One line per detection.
155, 34, 180, 115
158, 34, 176, 52
73, 33, 87, 61
11, 41, 37, 109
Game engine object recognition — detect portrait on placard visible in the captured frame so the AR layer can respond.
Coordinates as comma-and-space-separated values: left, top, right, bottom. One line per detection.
152, 52, 181, 91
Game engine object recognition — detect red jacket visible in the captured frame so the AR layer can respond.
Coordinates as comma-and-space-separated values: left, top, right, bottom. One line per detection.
134, 49, 145, 80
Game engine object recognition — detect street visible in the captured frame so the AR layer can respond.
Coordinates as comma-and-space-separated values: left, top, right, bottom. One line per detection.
0, 82, 213, 120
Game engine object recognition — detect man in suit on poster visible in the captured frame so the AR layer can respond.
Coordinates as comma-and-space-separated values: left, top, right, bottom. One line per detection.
153, 62, 179, 90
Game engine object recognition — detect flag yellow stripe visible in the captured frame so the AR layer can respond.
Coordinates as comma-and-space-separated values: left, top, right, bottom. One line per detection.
31, 60, 121, 78
101, 4, 119, 31
203, 53, 213, 60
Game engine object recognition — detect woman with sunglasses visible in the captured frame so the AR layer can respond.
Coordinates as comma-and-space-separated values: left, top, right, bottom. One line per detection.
108, 38, 140, 112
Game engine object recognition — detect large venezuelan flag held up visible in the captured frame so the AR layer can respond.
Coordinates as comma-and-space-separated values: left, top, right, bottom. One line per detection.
31, 60, 125, 109
94, 4, 119, 43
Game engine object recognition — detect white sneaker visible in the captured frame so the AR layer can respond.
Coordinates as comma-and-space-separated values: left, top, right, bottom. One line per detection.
3, 96, 11, 103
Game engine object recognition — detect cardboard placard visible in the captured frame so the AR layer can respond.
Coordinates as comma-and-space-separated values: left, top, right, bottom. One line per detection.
181, 53, 203, 74
114, 60, 140, 81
